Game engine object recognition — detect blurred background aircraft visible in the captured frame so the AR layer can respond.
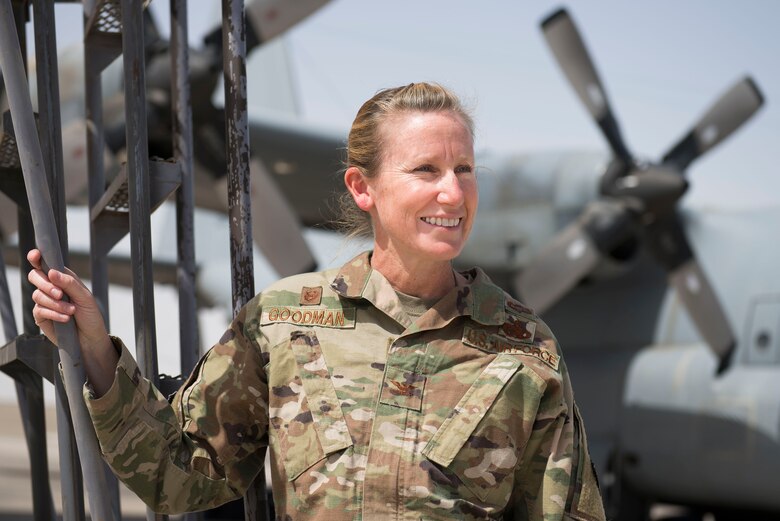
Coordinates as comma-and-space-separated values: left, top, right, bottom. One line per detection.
1, 0, 779, 519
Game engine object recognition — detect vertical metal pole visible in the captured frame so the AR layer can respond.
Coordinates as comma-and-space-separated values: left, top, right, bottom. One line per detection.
30, 2, 77, 520
84, 24, 109, 329
172, 6, 203, 520
82, 4, 119, 514
221, 2, 268, 520
14, 370, 55, 521
18, 209, 37, 333
170, 4, 203, 517
223, 0, 255, 312
1, 246, 55, 521
119, 0, 158, 383
0, 243, 16, 341
52, 359, 87, 521
22, 197, 77, 521
12, 0, 36, 339
0, 2, 118, 519
32, 1, 65, 245
119, 2, 164, 520
170, 0, 199, 377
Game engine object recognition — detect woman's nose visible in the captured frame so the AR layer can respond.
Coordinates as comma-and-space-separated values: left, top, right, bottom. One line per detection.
437, 171, 465, 206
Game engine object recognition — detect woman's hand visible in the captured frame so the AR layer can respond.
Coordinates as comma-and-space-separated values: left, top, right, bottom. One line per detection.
27, 249, 117, 395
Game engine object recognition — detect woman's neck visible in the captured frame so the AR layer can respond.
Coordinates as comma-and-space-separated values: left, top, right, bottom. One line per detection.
370, 247, 455, 301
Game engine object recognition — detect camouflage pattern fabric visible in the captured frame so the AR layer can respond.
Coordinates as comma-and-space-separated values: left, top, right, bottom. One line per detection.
84, 251, 605, 520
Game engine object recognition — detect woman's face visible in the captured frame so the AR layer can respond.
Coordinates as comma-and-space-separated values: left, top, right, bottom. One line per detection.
365, 110, 477, 265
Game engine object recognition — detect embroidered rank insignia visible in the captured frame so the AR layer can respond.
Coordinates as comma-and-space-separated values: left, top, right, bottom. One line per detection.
499, 315, 536, 344
300, 286, 323, 306
462, 324, 559, 370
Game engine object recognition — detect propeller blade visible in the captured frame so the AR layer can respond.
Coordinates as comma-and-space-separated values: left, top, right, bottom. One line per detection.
517, 199, 640, 313
246, 0, 331, 49
662, 76, 764, 171
248, 158, 317, 276
515, 221, 600, 314
669, 260, 736, 372
541, 8, 632, 162
208, 160, 317, 277
203, 0, 332, 57
647, 215, 735, 370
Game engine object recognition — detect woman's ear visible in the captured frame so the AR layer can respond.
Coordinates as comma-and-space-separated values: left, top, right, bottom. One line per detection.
344, 166, 373, 211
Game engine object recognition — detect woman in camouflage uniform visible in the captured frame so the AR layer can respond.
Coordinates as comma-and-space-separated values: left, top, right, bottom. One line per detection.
28, 83, 605, 520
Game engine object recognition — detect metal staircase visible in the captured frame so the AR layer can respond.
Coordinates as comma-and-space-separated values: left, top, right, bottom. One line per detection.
0, 1, 267, 519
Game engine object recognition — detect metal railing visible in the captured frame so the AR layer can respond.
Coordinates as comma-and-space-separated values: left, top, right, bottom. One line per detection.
0, 0, 268, 519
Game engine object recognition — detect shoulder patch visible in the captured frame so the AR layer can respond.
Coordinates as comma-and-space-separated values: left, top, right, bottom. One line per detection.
300, 286, 323, 306
261, 306, 356, 329
462, 324, 559, 371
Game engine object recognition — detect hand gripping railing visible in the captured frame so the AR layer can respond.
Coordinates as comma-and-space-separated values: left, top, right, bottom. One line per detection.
0, 1, 118, 519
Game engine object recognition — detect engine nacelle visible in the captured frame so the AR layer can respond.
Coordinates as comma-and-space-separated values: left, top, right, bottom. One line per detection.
616, 344, 780, 512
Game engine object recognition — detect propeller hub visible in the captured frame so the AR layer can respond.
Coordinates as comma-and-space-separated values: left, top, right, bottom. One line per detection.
603, 162, 689, 217
581, 199, 640, 262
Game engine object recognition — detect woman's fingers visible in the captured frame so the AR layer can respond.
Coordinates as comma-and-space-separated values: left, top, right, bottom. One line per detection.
27, 266, 63, 300
48, 269, 96, 309
26, 248, 41, 267
27, 254, 91, 306
32, 288, 75, 317
32, 302, 71, 324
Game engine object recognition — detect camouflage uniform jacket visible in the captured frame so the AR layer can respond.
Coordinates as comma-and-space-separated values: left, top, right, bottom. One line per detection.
85, 251, 605, 520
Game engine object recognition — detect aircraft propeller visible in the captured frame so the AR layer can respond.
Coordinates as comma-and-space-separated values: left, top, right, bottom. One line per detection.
517, 8, 764, 372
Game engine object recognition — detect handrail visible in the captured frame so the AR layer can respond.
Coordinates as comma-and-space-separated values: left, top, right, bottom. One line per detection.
0, 2, 118, 519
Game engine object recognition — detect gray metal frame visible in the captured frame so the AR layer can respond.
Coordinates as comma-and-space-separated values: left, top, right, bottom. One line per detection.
220, 3, 270, 519
0, 0, 119, 519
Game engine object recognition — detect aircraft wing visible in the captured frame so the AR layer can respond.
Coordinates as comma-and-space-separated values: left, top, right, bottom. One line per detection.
248, 114, 347, 227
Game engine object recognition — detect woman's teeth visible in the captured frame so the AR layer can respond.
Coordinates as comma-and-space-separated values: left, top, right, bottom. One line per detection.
421, 217, 460, 227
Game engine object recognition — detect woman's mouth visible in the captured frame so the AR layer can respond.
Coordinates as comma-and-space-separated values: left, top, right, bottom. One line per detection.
421, 217, 461, 227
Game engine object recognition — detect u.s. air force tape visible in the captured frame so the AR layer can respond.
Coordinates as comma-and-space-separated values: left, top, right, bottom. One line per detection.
261, 306, 356, 329
462, 324, 559, 370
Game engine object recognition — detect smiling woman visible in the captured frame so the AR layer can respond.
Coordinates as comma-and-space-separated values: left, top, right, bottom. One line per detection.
347, 115, 477, 298
28, 82, 605, 520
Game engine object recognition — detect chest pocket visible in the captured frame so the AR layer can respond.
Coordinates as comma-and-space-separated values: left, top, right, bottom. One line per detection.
270, 330, 353, 481
422, 355, 541, 505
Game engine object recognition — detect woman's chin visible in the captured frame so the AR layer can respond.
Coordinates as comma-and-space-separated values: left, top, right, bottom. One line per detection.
414, 241, 465, 263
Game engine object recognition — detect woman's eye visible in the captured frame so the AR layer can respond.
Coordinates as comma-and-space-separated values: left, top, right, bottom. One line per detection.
455, 165, 474, 174
414, 165, 435, 173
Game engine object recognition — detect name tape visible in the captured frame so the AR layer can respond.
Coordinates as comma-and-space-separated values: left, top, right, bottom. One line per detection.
261, 306, 356, 329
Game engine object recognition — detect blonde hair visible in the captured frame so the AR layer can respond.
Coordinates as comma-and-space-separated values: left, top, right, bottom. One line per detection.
337, 82, 474, 239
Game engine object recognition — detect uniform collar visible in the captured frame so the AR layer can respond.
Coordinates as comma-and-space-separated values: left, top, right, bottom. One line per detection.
330, 251, 506, 329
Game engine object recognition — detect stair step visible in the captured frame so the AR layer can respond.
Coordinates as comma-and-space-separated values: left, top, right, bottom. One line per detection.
91, 158, 181, 256
0, 334, 55, 384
